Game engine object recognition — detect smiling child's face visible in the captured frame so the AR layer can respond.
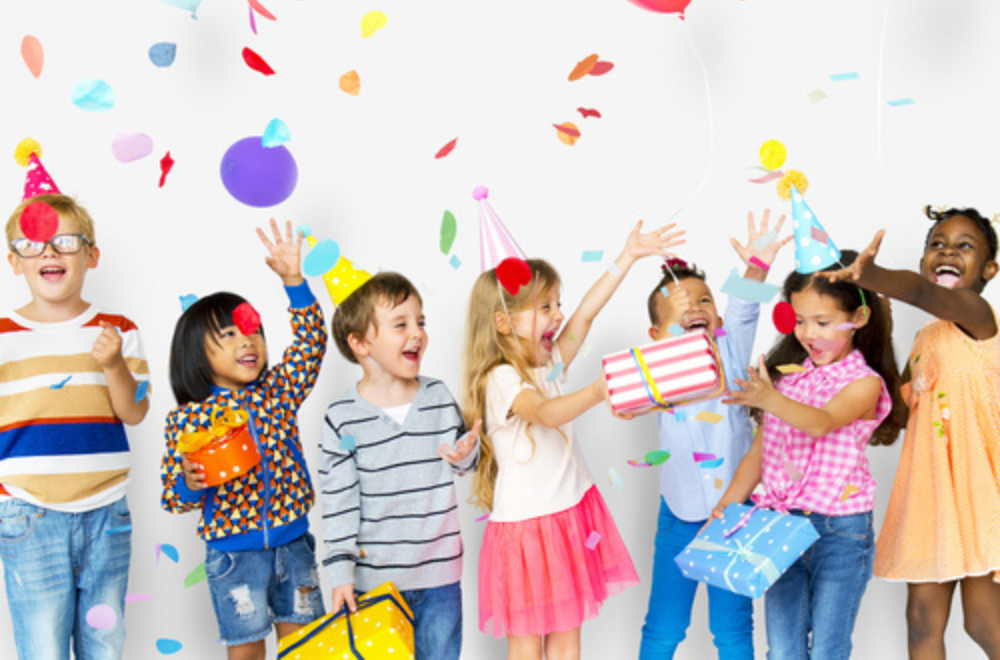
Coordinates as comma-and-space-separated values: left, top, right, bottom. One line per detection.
919, 214, 998, 292
650, 277, 722, 341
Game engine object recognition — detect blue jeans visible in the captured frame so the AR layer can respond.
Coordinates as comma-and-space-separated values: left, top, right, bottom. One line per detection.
205, 532, 325, 645
0, 496, 132, 660
765, 511, 874, 660
372, 581, 461, 660
639, 498, 754, 659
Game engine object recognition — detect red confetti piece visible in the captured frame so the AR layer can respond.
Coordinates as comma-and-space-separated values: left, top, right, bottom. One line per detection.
496, 257, 532, 296
20, 201, 59, 242
589, 61, 614, 76
159, 151, 175, 188
810, 225, 829, 245
248, 0, 276, 20
772, 301, 796, 334
242, 47, 275, 76
435, 138, 458, 159
232, 302, 261, 336
553, 123, 581, 138
577, 107, 602, 119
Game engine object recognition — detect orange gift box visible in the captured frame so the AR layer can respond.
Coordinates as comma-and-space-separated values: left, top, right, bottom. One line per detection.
177, 407, 261, 487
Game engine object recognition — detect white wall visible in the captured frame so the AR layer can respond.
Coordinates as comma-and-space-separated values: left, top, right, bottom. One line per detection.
3, 0, 998, 657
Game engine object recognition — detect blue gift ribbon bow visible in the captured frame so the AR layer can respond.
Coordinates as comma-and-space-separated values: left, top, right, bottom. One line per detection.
688, 511, 783, 592
278, 592, 414, 659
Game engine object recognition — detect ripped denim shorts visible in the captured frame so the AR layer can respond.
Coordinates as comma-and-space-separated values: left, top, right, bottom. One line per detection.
204, 532, 325, 645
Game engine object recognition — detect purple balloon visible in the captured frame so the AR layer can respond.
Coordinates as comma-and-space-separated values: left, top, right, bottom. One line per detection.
220, 136, 298, 207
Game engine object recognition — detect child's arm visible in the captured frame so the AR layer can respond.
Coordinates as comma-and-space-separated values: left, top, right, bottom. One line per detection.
92, 322, 148, 426
439, 419, 481, 474
729, 209, 792, 282
511, 375, 605, 429
825, 230, 997, 339
558, 220, 685, 367
160, 409, 208, 513
320, 410, 362, 614
709, 428, 763, 520
724, 355, 882, 437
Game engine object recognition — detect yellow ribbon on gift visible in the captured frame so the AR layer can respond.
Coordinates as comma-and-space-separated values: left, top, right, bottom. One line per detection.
177, 406, 249, 453
630, 331, 728, 410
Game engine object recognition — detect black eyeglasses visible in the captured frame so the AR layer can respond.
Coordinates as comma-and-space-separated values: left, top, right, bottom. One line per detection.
9, 234, 93, 259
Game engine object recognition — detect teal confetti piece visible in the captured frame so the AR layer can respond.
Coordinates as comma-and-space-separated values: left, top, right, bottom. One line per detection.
753, 230, 777, 251
72, 79, 115, 112
699, 457, 725, 469
105, 525, 132, 535
156, 638, 183, 655
261, 118, 291, 148
667, 323, 684, 337
830, 72, 860, 82
303, 239, 340, 277
449, 254, 461, 270
581, 250, 604, 263
674, 409, 687, 422
720, 268, 779, 304
179, 294, 198, 312
659, 286, 669, 298
887, 98, 915, 107
51, 375, 72, 390
135, 380, 150, 403
339, 434, 355, 451
183, 562, 206, 588
440, 211, 457, 254
545, 362, 565, 382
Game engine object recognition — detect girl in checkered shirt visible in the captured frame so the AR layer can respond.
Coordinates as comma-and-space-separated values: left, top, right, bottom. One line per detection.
715, 249, 905, 659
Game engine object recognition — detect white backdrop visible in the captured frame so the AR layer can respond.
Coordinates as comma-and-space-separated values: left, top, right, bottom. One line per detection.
3, 0, 999, 657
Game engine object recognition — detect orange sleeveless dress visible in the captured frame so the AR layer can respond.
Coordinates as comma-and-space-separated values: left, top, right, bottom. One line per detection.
874, 316, 1000, 582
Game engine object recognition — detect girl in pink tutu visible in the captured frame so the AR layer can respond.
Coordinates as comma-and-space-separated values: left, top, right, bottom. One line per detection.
462, 220, 684, 659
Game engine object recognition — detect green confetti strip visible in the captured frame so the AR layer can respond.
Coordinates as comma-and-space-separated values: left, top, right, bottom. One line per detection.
440, 211, 457, 254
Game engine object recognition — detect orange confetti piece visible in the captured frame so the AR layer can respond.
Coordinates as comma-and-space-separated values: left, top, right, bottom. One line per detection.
839, 484, 859, 501
339, 70, 360, 96
247, 0, 276, 20
554, 122, 581, 146
568, 54, 599, 81
435, 138, 458, 159
589, 61, 614, 76
21, 35, 43, 79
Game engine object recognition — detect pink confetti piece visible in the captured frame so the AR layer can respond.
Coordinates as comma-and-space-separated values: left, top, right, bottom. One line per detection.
475, 513, 489, 522
585, 531, 602, 550
748, 256, 770, 270
836, 322, 857, 330
85, 604, 117, 630
125, 593, 154, 603
812, 337, 846, 351
714, 328, 727, 338
747, 170, 784, 184
810, 225, 829, 245
693, 452, 717, 462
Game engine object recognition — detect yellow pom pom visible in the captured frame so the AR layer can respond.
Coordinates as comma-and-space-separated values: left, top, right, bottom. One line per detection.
759, 139, 787, 170
777, 170, 808, 201
14, 138, 41, 167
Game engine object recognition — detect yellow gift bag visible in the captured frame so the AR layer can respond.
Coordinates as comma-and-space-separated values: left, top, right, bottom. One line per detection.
277, 582, 414, 659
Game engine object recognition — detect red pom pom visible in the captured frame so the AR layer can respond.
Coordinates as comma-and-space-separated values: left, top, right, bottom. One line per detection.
232, 302, 261, 336
496, 257, 532, 296
19, 201, 59, 242
772, 301, 796, 335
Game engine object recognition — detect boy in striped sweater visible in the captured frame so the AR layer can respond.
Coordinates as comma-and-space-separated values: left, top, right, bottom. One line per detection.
1, 194, 150, 659
322, 272, 480, 660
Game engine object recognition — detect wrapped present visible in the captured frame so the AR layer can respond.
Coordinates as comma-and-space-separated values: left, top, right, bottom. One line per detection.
278, 581, 415, 659
602, 329, 725, 416
674, 503, 819, 598
176, 406, 261, 487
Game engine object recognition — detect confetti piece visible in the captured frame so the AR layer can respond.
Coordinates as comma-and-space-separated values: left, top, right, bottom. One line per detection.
714, 328, 727, 338
435, 138, 458, 159
753, 230, 777, 251
659, 286, 670, 298
159, 543, 179, 563
339, 434, 355, 451
644, 450, 671, 466
112, 133, 154, 163
714, 478, 724, 490
836, 322, 857, 330
747, 169, 785, 184
21, 35, 43, 78
577, 107, 602, 119
585, 531, 602, 550
810, 225, 829, 245
569, 54, 599, 81
720, 268, 779, 304
303, 239, 340, 276
748, 256, 770, 270
156, 638, 183, 655
674, 409, 687, 422
776, 364, 806, 374
179, 294, 198, 312
784, 459, 803, 481
158, 151, 174, 188
807, 89, 827, 104
589, 61, 614, 76
148, 42, 177, 68
248, 2, 258, 33
232, 302, 261, 336
496, 257, 532, 295
627, 459, 653, 467
607, 262, 622, 276
695, 410, 724, 424
135, 380, 150, 403
156, 0, 203, 18
581, 250, 603, 263
812, 337, 846, 351
475, 513, 489, 522
554, 122, 581, 147
262, 118, 291, 148
72, 79, 115, 112
608, 467, 625, 491
693, 452, 717, 462
20, 201, 59, 242
667, 323, 684, 337
449, 254, 461, 270
86, 604, 116, 630
50, 375, 72, 390
440, 211, 457, 254
772, 301, 796, 334
125, 593, 154, 603
839, 484, 859, 501
183, 562, 206, 587
105, 525, 132, 535
361, 10, 388, 38
759, 140, 786, 170
339, 70, 361, 96
242, 47, 274, 76
545, 362, 565, 382
248, 0, 276, 20
887, 98, 915, 107
830, 72, 860, 82
699, 457, 725, 469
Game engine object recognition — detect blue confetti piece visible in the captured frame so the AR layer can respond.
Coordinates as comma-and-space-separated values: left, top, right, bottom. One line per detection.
829, 72, 860, 82
720, 268, 779, 304
753, 230, 777, 251
667, 323, 684, 337
608, 467, 625, 491
303, 239, 340, 277
148, 42, 177, 68
887, 98, 915, 107
179, 294, 198, 312
699, 457, 725, 469
159, 543, 179, 563
545, 362, 565, 382
339, 434, 356, 451
135, 380, 150, 403
72, 79, 115, 112
156, 638, 183, 655
105, 525, 132, 535
449, 254, 461, 270
674, 409, 687, 422
581, 250, 604, 263
50, 375, 72, 390
262, 118, 291, 148
659, 286, 670, 298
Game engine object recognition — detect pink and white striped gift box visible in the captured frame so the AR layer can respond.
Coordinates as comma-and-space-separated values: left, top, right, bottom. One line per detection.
602, 330, 725, 416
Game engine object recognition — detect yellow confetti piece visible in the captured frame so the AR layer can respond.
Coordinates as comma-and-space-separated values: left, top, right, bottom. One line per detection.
776, 364, 807, 374
360, 10, 387, 38
759, 139, 786, 170
714, 478, 723, 490
839, 484, 859, 501
694, 410, 724, 425
339, 70, 360, 96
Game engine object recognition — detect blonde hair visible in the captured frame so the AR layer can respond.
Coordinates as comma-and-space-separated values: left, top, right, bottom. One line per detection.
462, 258, 561, 511
6, 194, 96, 247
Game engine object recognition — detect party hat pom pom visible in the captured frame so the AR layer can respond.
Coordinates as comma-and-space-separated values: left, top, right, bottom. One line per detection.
473, 185, 489, 201
777, 170, 808, 201
15, 138, 41, 167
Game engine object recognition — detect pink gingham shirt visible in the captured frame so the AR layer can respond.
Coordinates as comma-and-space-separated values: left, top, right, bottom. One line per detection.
754, 350, 890, 516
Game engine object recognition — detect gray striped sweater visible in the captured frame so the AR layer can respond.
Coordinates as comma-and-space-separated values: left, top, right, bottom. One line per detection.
320, 376, 478, 592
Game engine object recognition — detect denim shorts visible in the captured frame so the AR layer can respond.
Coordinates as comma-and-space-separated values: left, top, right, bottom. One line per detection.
205, 532, 325, 646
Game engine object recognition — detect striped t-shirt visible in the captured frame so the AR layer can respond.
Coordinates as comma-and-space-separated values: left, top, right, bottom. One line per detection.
0, 306, 149, 512
320, 376, 477, 592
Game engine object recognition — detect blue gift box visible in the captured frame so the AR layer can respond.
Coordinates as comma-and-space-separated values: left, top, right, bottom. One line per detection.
674, 503, 819, 598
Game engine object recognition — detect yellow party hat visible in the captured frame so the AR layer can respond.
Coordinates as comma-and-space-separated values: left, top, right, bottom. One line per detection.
304, 234, 372, 305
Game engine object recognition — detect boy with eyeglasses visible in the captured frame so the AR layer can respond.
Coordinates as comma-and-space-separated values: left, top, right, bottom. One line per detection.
2, 193, 150, 659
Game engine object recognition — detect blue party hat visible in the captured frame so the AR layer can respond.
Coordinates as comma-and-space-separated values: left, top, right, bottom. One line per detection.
790, 185, 840, 273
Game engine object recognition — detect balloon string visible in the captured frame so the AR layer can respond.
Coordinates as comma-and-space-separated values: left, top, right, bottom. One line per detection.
875, 0, 893, 214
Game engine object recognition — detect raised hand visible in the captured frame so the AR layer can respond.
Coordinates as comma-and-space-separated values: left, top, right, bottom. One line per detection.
723, 355, 776, 410
625, 220, 686, 262
256, 218, 304, 286
730, 209, 792, 275
821, 230, 886, 284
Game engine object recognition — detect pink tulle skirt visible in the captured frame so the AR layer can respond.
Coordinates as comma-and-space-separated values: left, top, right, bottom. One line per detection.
478, 485, 639, 637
